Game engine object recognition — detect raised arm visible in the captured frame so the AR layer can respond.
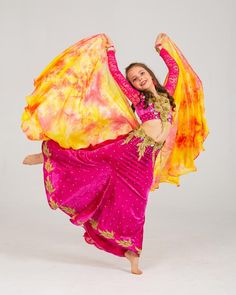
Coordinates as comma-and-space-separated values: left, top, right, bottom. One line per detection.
107, 49, 141, 106
159, 48, 179, 96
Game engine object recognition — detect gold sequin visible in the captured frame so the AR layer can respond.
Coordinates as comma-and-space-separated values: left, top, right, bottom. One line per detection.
45, 158, 54, 173
149, 93, 171, 123
45, 176, 55, 194
87, 219, 140, 251
42, 141, 51, 158
71, 215, 77, 220
89, 219, 98, 229
59, 205, 76, 215
122, 126, 164, 164
115, 238, 133, 247
98, 229, 115, 239
70, 215, 83, 225
49, 197, 58, 209
77, 220, 84, 226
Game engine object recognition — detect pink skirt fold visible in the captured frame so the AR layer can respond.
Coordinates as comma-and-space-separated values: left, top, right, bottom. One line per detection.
41, 128, 161, 257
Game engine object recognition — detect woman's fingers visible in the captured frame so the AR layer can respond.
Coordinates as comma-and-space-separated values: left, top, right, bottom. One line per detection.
155, 33, 166, 46
106, 35, 114, 47
155, 33, 167, 52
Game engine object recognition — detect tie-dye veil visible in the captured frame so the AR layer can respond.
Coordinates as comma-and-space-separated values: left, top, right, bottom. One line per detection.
21, 34, 139, 149
21, 33, 209, 191
150, 34, 209, 190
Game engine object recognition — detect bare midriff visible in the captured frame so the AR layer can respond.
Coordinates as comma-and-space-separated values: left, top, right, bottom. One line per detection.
140, 119, 163, 142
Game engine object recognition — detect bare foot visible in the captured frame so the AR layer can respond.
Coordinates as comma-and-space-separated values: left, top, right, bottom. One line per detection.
125, 250, 143, 275
22, 153, 44, 165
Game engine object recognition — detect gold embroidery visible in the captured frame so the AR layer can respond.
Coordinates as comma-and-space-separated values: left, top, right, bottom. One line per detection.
135, 246, 142, 255
122, 127, 164, 164
59, 205, 76, 215
42, 141, 51, 158
121, 131, 135, 145
149, 94, 171, 123
70, 215, 83, 225
98, 229, 115, 239
45, 158, 54, 173
71, 215, 77, 220
87, 220, 141, 250
115, 238, 133, 247
49, 197, 58, 209
89, 219, 98, 229
45, 176, 55, 194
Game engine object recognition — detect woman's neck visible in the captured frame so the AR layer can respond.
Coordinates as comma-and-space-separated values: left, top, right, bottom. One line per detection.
147, 85, 159, 97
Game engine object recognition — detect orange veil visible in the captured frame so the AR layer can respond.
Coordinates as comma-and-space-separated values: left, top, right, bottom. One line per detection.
150, 34, 209, 190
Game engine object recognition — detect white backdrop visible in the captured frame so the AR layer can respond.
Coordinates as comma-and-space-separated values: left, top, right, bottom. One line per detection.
0, 0, 235, 294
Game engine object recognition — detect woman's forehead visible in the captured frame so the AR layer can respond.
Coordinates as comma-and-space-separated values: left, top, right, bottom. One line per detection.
127, 66, 146, 78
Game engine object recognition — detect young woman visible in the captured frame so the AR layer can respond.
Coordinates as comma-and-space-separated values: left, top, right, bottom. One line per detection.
21, 33, 208, 275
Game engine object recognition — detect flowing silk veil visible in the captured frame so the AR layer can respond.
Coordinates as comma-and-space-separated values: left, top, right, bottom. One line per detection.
21, 34, 139, 149
21, 33, 209, 191
150, 34, 209, 191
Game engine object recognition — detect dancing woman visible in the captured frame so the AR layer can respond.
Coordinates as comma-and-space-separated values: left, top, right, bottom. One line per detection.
21, 33, 209, 275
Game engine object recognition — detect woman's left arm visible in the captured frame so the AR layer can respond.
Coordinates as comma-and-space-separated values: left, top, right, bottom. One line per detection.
157, 47, 179, 97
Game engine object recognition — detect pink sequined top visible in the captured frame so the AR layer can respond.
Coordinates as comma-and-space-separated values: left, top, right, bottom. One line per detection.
107, 48, 179, 124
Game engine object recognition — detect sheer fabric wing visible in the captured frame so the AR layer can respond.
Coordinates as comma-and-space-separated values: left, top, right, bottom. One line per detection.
150, 34, 209, 191
21, 34, 139, 149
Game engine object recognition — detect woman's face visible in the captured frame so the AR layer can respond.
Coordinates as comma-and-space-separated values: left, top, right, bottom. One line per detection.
127, 66, 154, 91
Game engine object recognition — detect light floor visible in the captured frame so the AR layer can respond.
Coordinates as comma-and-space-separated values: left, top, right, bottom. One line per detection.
0, 201, 235, 295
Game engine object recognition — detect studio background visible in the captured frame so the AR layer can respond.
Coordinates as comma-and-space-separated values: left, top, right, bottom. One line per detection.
0, 0, 235, 294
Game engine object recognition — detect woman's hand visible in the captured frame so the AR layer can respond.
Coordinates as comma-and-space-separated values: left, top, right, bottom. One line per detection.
106, 35, 115, 52
155, 121, 172, 143
154, 33, 166, 53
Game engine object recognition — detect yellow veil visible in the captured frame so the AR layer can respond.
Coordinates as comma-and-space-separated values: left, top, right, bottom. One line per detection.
21, 34, 139, 149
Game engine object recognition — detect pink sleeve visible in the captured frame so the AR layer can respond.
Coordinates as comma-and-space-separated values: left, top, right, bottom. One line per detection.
107, 49, 141, 106
160, 48, 179, 96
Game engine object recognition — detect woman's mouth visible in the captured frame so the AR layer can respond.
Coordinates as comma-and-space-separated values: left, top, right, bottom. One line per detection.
140, 80, 147, 86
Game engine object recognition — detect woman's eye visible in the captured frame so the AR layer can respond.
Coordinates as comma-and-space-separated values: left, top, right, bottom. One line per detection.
133, 78, 137, 82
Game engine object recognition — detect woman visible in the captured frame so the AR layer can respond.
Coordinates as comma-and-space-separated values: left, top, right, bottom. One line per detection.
21, 33, 208, 275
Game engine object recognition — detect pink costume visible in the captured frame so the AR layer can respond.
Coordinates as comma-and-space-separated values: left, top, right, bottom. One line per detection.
21, 34, 209, 258
41, 47, 178, 257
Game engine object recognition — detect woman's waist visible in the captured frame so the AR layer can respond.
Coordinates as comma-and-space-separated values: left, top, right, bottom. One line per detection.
122, 125, 164, 163
125, 125, 164, 147
139, 122, 162, 143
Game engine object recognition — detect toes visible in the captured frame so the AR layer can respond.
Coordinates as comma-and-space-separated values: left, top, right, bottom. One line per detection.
131, 269, 143, 275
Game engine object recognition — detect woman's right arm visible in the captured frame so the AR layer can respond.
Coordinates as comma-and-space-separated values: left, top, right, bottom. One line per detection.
106, 48, 141, 106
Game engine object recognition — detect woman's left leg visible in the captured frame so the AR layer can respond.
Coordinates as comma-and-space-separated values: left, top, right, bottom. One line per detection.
125, 250, 143, 275
23, 153, 43, 165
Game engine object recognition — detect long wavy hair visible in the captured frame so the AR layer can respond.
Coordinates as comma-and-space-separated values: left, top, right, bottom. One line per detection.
125, 63, 176, 112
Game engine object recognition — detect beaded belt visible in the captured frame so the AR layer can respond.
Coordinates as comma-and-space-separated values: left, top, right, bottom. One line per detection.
121, 126, 164, 164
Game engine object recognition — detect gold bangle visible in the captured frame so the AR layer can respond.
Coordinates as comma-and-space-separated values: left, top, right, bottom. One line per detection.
155, 46, 160, 54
